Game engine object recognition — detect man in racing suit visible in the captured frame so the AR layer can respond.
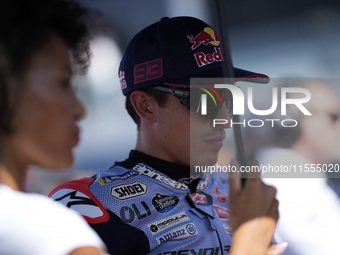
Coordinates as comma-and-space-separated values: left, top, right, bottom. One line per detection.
49, 17, 276, 255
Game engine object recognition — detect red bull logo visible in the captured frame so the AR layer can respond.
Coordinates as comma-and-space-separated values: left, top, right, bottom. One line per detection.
119, 70, 127, 90
194, 47, 223, 67
187, 27, 220, 50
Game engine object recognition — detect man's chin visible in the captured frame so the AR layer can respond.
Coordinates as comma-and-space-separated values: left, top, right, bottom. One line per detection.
190, 154, 218, 168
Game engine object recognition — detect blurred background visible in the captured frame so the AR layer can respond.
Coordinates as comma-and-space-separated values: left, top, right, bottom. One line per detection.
25, 0, 340, 195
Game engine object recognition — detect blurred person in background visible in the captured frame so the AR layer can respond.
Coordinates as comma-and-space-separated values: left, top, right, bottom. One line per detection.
246, 79, 340, 255
0, 0, 108, 254
50, 16, 286, 255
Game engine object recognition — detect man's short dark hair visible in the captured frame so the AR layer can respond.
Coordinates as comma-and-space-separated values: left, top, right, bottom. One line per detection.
125, 87, 169, 128
0, 0, 96, 134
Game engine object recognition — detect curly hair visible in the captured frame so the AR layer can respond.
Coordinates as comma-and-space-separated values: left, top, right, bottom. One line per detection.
0, 0, 96, 134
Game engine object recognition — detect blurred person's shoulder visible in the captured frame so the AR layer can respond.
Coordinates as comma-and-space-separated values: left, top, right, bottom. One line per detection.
0, 184, 105, 255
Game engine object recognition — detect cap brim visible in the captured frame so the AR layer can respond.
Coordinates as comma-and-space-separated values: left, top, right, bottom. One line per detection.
233, 67, 270, 83
164, 66, 269, 87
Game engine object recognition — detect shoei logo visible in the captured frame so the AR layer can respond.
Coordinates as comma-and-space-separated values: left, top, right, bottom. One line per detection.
197, 84, 312, 128
110, 181, 148, 200
187, 27, 220, 50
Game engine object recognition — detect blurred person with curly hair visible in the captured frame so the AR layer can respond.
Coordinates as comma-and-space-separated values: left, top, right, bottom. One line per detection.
0, 0, 107, 254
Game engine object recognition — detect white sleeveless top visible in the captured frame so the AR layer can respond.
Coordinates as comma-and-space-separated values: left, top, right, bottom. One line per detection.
0, 184, 107, 255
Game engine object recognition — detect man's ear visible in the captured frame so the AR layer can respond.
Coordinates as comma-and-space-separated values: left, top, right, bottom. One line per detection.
130, 90, 156, 124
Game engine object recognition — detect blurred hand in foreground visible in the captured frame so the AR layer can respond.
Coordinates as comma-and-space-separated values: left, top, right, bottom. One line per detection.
228, 159, 287, 255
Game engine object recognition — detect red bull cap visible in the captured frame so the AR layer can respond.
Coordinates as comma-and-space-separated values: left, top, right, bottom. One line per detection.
119, 16, 269, 95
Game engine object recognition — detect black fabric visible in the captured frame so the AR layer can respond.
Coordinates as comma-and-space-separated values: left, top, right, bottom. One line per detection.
90, 209, 150, 255
111, 150, 190, 182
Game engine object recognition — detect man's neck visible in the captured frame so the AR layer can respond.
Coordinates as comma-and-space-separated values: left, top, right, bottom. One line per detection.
115, 150, 190, 182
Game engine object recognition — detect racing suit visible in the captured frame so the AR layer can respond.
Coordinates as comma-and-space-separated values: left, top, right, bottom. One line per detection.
49, 150, 233, 255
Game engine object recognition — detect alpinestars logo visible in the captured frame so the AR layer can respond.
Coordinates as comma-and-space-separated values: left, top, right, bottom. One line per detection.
54, 190, 96, 208
51, 189, 105, 219
133, 164, 188, 191
197, 176, 210, 191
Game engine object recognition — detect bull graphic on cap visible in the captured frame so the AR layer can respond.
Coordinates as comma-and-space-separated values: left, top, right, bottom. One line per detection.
187, 27, 220, 50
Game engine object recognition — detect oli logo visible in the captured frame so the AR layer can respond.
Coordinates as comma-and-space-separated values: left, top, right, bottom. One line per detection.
120, 201, 151, 223
187, 27, 220, 50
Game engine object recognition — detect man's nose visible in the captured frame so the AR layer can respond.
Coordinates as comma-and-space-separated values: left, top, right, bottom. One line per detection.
214, 102, 231, 129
